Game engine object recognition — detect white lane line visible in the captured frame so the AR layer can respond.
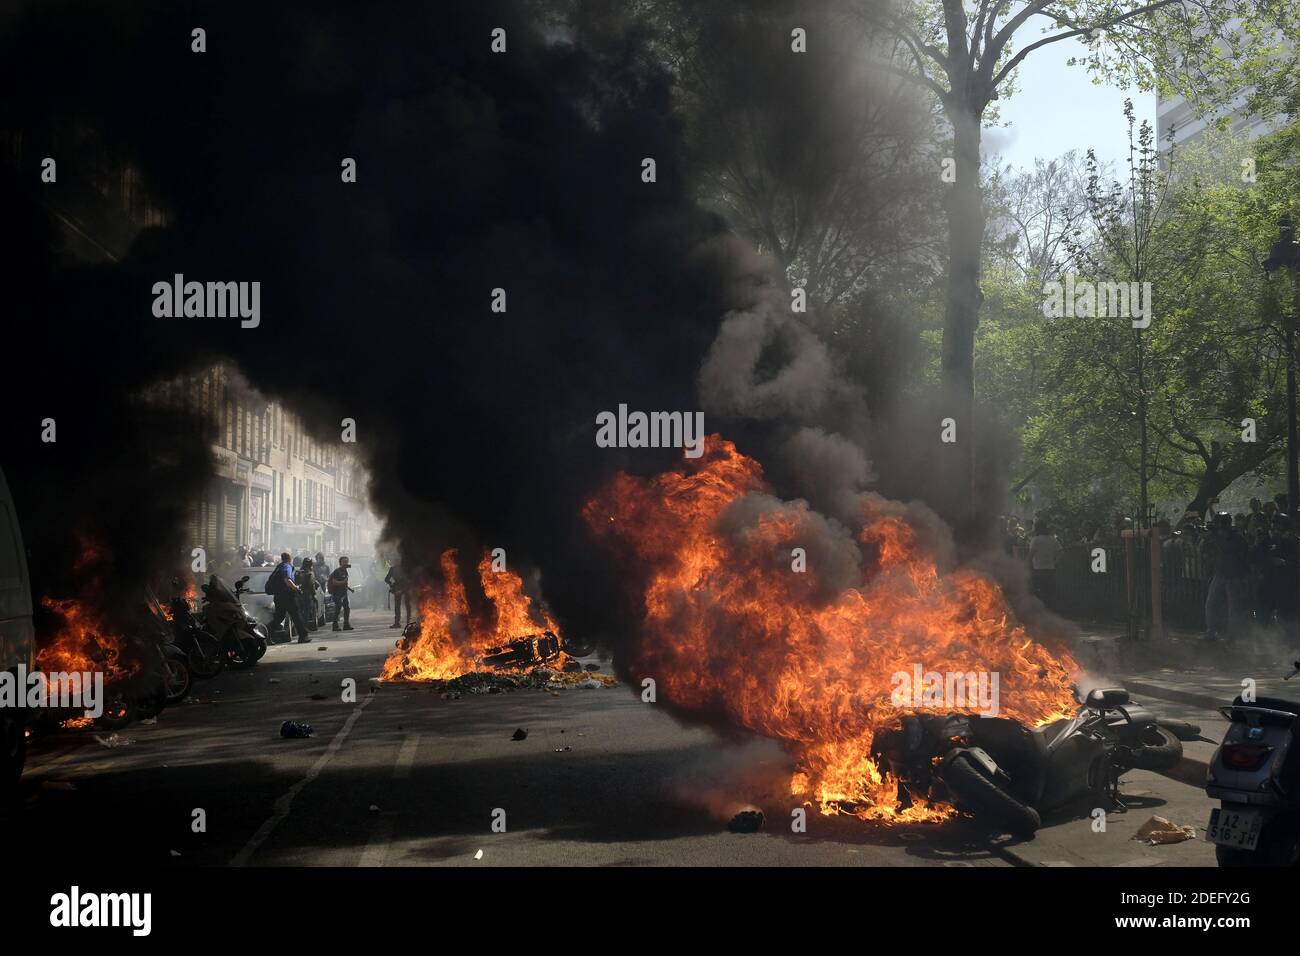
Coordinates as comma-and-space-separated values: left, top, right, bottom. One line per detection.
230, 694, 375, 867
394, 733, 421, 779
357, 732, 422, 867
359, 820, 394, 867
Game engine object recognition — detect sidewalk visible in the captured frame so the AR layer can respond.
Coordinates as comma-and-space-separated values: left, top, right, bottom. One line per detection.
1063, 624, 1300, 790
1071, 624, 1300, 712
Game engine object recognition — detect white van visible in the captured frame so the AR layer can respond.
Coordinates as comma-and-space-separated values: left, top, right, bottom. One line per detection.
0, 467, 33, 787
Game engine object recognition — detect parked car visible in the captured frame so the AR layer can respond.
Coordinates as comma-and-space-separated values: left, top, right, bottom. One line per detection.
235, 566, 277, 619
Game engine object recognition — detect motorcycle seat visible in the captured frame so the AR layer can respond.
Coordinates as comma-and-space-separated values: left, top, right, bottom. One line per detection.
1084, 687, 1130, 708
1228, 696, 1300, 725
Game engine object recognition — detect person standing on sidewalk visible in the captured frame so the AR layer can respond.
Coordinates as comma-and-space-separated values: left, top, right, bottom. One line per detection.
327, 556, 355, 631
1027, 518, 1063, 607
1201, 512, 1250, 642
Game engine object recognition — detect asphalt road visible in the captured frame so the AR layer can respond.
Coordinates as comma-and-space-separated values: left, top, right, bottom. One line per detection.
7, 609, 1222, 866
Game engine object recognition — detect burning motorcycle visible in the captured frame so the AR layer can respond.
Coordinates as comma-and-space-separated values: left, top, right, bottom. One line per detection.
872, 686, 1189, 836
1206, 660, 1300, 866
199, 575, 268, 668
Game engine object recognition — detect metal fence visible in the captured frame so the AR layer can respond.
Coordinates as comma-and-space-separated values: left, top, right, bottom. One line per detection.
1047, 539, 1210, 632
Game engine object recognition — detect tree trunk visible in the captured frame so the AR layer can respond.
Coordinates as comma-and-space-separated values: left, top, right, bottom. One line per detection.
942, 101, 985, 526
942, 104, 985, 400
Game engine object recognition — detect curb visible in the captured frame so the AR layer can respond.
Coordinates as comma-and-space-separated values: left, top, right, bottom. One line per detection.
1120, 678, 1224, 713
1118, 678, 1216, 787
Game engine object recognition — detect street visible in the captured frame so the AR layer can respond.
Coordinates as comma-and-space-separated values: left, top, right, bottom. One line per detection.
7, 609, 1226, 867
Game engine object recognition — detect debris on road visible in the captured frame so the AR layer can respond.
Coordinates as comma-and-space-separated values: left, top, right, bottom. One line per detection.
511, 727, 528, 741
318, 647, 328, 652
584, 663, 601, 672
728, 809, 765, 833
1132, 815, 1196, 845
280, 720, 314, 739
308, 693, 328, 700
474, 849, 483, 860
268, 678, 281, 684
369, 804, 380, 813
554, 745, 571, 752
94, 733, 134, 748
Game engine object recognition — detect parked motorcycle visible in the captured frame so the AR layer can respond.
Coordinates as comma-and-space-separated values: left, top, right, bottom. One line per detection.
143, 590, 193, 706
1206, 660, 1300, 866
872, 686, 1189, 836
199, 575, 268, 668
160, 581, 225, 679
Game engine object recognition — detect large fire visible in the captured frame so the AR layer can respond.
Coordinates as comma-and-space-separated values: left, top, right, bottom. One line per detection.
583, 436, 1078, 823
380, 550, 565, 681
35, 537, 143, 698
37, 596, 140, 687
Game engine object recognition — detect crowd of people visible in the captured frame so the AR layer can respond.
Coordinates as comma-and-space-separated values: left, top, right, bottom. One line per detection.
210, 546, 414, 640
1001, 492, 1300, 642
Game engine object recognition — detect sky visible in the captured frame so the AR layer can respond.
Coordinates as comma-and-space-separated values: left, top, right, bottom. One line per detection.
985, 35, 1159, 175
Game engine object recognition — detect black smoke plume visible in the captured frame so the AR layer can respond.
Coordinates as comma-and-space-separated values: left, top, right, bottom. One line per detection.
0, 0, 743, 639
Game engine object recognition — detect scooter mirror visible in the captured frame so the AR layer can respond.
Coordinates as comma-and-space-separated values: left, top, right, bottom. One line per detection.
237, 575, 250, 587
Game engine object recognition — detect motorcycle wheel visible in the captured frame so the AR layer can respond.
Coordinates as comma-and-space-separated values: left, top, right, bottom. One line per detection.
188, 631, 225, 679
136, 680, 168, 720
162, 656, 192, 704
95, 693, 136, 730
226, 634, 260, 669
1128, 725, 1183, 771
944, 752, 1042, 836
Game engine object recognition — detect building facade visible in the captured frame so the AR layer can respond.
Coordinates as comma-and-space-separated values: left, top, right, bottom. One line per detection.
149, 363, 382, 565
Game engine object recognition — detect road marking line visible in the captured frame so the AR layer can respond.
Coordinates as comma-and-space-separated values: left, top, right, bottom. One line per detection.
357, 733, 422, 867
394, 733, 421, 779
359, 820, 394, 867
230, 694, 375, 867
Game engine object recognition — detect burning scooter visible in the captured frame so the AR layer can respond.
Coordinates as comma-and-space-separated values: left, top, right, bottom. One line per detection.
872, 686, 1193, 836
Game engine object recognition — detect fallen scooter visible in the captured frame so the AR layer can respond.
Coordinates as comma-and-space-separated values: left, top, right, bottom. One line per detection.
872, 686, 1191, 836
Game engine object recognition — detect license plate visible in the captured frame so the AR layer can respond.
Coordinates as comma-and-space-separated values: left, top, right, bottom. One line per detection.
1207, 807, 1263, 850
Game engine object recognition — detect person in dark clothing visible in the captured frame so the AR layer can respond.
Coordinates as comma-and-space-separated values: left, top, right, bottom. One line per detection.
384, 562, 411, 629
1261, 514, 1300, 637
298, 557, 320, 632
268, 550, 312, 644
327, 556, 354, 631
1201, 513, 1250, 641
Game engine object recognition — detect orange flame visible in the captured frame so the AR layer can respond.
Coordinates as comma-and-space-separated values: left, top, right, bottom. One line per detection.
37, 596, 141, 688
584, 436, 1078, 823
380, 550, 564, 681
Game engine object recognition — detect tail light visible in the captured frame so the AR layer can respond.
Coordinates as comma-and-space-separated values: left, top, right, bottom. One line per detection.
1221, 742, 1273, 770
